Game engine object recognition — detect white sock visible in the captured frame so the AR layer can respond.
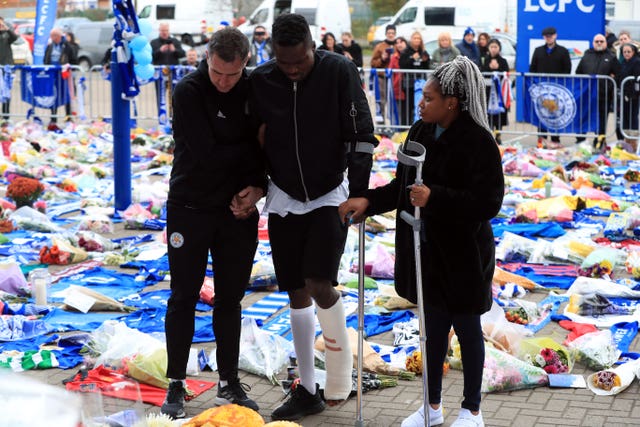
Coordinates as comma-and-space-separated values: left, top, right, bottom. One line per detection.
218, 380, 227, 387
290, 304, 317, 395
316, 298, 353, 400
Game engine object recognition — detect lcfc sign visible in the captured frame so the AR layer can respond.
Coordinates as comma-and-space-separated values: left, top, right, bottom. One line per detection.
523, 0, 595, 13
33, 0, 58, 65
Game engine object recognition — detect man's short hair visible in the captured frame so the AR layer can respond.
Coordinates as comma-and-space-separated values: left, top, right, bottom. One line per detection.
207, 27, 249, 63
385, 24, 396, 33
541, 26, 557, 36
272, 13, 312, 47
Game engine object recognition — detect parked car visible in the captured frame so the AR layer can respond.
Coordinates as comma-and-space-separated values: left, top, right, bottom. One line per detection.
74, 20, 115, 71
54, 17, 91, 34
11, 35, 32, 65
424, 33, 516, 70
367, 15, 393, 46
15, 22, 34, 52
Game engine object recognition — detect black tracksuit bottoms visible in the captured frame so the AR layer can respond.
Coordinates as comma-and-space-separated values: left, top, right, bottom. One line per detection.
165, 202, 258, 381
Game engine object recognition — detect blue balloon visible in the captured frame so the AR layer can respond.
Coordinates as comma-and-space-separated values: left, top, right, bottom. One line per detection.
135, 63, 155, 81
128, 35, 147, 52
141, 43, 152, 57
138, 19, 153, 37
134, 48, 152, 65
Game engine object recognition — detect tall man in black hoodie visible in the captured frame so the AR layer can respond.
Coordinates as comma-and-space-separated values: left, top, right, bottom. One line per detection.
250, 13, 378, 422
161, 27, 266, 420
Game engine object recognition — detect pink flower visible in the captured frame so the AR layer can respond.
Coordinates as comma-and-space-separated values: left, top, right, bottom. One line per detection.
541, 348, 555, 363
543, 364, 559, 374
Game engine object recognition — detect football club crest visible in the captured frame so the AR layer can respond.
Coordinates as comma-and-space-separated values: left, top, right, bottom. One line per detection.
528, 82, 576, 131
169, 232, 184, 248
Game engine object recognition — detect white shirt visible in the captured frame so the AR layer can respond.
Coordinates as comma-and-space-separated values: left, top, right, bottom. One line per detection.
263, 177, 349, 217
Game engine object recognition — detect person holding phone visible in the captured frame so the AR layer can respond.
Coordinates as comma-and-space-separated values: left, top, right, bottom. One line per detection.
370, 24, 397, 124
0, 17, 17, 120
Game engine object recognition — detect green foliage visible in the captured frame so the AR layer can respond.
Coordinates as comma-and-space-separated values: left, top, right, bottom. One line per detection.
351, 18, 369, 41
58, 9, 109, 21
368, 0, 405, 18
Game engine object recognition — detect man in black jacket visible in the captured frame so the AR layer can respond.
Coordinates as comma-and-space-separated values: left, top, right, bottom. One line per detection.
575, 33, 620, 147
161, 27, 265, 420
44, 28, 77, 124
249, 13, 378, 422
529, 26, 571, 147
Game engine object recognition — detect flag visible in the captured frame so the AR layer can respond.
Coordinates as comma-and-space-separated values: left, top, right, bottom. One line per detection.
33, 0, 58, 65
523, 75, 599, 134
488, 73, 505, 115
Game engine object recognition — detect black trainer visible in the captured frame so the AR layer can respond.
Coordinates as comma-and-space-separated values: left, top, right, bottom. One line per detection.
215, 381, 259, 411
160, 380, 186, 419
271, 383, 326, 421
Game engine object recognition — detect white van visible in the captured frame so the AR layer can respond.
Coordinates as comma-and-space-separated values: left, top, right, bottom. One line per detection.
238, 0, 351, 47
373, 0, 512, 47
137, 0, 234, 45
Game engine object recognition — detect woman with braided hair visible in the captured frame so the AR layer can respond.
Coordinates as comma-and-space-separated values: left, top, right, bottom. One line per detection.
339, 56, 504, 427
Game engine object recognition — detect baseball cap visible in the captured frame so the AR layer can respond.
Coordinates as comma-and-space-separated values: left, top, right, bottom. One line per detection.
541, 26, 557, 36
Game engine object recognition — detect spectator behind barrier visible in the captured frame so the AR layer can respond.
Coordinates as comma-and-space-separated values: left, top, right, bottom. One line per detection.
455, 27, 480, 66
338, 31, 363, 68
616, 43, 640, 151
151, 22, 185, 65
529, 26, 571, 147
574, 33, 620, 148
0, 16, 17, 120
430, 32, 461, 70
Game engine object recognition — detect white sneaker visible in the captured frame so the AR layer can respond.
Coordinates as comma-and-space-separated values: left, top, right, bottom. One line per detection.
401, 404, 444, 427
451, 408, 484, 427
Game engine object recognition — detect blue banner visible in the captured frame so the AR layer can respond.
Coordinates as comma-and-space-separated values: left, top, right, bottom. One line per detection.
33, 0, 58, 65
522, 76, 598, 134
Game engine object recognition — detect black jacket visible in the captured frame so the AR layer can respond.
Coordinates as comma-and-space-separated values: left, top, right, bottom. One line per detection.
529, 44, 571, 74
151, 36, 185, 65
249, 50, 377, 202
0, 28, 17, 65
618, 56, 640, 98
169, 61, 266, 209
480, 54, 509, 72
399, 46, 430, 70
365, 114, 504, 314
576, 48, 619, 97
44, 40, 77, 65
339, 41, 363, 68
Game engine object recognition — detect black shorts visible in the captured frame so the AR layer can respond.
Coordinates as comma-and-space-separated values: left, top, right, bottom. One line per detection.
268, 206, 348, 291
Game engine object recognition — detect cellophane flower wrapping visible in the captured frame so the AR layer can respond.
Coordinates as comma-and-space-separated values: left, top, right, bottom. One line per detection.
238, 317, 293, 384
482, 346, 548, 393
567, 330, 621, 371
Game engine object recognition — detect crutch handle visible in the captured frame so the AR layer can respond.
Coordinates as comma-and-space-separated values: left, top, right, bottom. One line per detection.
400, 210, 422, 230
397, 140, 426, 167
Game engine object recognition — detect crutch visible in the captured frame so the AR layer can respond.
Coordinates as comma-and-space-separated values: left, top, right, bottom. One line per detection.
355, 220, 366, 427
397, 140, 429, 427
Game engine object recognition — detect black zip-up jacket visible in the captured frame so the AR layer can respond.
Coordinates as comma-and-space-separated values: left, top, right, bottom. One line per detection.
169, 61, 266, 210
575, 48, 620, 96
249, 50, 378, 202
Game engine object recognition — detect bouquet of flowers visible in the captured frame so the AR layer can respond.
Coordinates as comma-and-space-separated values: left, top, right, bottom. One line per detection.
6, 176, 44, 207
527, 347, 570, 374
482, 346, 548, 393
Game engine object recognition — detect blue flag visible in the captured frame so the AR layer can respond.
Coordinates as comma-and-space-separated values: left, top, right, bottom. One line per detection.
523, 75, 599, 134
33, 0, 58, 65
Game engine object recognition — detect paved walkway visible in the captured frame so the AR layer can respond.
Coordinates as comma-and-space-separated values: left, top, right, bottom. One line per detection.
18, 276, 640, 427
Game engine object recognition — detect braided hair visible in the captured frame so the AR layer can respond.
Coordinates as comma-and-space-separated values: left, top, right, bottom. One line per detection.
431, 56, 490, 133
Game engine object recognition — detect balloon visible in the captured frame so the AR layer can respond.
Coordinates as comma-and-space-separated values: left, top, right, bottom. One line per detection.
134, 48, 152, 65
141, 43, 152, 57
128, 35, 147, 52
134, 63, 155, 81
137, 19, 153, 37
